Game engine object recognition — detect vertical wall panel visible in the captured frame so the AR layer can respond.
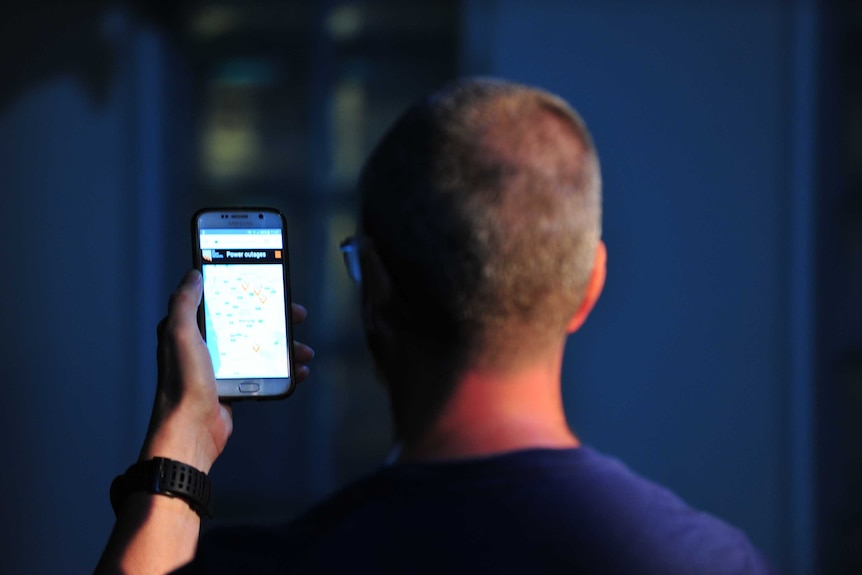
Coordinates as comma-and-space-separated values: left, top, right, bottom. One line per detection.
0, 8, 169, 573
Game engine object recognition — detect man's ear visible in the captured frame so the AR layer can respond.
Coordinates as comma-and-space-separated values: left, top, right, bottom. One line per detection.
360, 240, 392, 336
360, 241, 401, 384
566, 240, 607, 334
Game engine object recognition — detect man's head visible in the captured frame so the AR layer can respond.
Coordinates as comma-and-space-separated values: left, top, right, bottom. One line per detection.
359, 77, 602, 358
356, 78, 603, 434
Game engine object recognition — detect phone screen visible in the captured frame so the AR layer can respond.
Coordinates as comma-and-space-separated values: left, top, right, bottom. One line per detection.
193, 209, 294, 399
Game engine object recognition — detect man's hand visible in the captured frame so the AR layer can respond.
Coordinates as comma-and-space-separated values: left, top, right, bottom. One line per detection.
141, 269, 230, 472
140, 269, 314, 472
95, 270, 314, 575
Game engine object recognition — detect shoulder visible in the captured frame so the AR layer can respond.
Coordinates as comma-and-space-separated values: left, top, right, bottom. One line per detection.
514, 447, 778, 575
178, 473, 391, 574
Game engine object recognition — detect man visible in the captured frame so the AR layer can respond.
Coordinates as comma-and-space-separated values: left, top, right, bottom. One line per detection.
97, 78, 777, 574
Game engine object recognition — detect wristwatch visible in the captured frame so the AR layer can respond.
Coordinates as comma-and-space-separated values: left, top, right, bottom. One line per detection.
110, 457, 214, 518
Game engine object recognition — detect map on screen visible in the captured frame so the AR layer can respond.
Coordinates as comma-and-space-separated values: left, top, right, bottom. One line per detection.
202, 263, 289, 379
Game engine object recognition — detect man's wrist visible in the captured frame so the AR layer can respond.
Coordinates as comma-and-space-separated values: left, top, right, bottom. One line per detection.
111, 457, 215, 518
140, 415, 221, 473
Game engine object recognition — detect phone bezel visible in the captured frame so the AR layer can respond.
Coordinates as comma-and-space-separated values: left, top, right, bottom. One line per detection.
191, 207, 296, 401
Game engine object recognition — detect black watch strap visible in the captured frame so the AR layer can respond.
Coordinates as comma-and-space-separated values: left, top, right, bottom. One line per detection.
110, 457, 214, 518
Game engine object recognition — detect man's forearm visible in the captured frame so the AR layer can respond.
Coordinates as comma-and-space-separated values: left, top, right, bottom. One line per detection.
95, 492, 200, 575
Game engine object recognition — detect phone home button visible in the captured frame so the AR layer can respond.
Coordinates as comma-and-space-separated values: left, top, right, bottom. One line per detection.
238, 382, 260, 393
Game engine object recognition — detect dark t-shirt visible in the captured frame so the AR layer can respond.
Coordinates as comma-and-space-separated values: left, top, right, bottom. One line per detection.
178, 447, 778, 574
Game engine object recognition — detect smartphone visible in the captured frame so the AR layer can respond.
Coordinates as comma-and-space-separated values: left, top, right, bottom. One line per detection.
191, 208, 295, 400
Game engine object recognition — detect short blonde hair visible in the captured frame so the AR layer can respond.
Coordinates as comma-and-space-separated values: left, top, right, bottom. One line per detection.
360, 77, 602, 366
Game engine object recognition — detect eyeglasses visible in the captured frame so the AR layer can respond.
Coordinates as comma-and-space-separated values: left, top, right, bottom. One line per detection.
339, 236, 362, 284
